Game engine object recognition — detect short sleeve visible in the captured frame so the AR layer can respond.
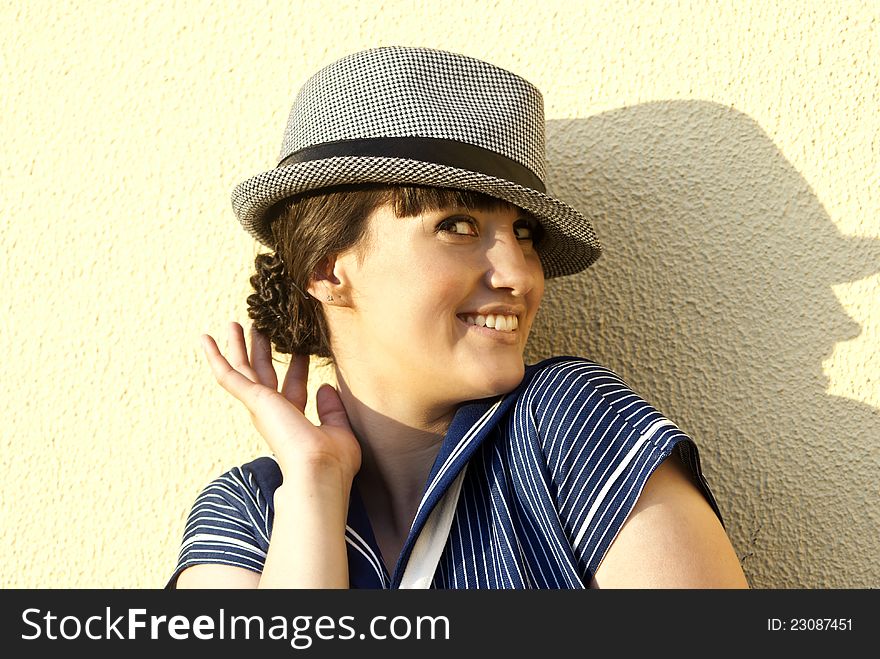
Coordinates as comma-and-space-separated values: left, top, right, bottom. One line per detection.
523, 358, 722, 581
165, 458, 280, 588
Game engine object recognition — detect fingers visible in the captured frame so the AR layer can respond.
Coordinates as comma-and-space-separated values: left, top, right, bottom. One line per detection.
315, 383, 353, 431
280, 353, 310, 413
200, 333, 263, 403
225, 322, 259, 382
203, 322, 308, 409
249, 325, 278, 389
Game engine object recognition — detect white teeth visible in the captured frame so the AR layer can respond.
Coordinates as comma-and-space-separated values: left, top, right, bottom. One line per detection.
462, 313, 519, 332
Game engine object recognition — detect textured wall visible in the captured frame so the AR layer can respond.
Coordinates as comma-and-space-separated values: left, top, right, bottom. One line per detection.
2, 0, 877, 588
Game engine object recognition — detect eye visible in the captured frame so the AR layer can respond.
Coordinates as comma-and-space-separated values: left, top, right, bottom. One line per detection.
436, 216, 479, 237
514, 217, 542, 243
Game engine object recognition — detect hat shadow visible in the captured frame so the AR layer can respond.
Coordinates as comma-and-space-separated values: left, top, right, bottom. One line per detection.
527, 103, 880, 588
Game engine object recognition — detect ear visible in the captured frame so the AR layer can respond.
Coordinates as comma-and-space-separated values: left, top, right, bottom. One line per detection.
307, 254, 353, 306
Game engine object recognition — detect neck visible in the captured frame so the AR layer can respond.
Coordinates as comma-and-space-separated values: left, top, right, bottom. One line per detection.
332, 365, 455, 539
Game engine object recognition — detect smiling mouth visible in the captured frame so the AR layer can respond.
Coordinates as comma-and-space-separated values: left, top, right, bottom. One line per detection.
457, 313, 519, 332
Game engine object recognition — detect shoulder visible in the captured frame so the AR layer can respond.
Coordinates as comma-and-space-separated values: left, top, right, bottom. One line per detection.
166, 456, 280, 589
521, 356, 631, 399
512, 355, 722, 511
511, 357, 726, 562
517, 356, 666, 437
198, 455, 282, 510
181, 455, 283, 552
238, 455, 283, 494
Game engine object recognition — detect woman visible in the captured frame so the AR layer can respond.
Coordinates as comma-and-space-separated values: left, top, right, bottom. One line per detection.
169, 46, 748, 589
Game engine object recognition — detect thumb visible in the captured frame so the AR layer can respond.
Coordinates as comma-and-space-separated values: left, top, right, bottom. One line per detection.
315, 383, 353, 431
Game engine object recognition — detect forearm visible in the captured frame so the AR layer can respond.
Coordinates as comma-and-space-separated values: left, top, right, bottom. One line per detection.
258, 466, 352, 589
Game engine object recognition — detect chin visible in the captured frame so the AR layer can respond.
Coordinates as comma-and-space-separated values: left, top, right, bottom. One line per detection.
470, 360, 526, 399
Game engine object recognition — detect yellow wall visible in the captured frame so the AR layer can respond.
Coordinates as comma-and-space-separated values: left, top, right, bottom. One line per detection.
2, 0, 877, 588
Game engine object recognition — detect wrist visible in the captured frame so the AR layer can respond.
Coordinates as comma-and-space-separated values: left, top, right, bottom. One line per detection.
273, 465, 352, 521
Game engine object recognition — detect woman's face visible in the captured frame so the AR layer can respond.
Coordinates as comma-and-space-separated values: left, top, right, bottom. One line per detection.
327, 200, 546, 411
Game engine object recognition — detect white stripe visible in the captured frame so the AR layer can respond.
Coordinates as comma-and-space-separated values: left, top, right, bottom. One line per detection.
573, 419, 675, 547
344, 538, 389, 588
181, 533, 267, 559
227, 470, 271, 544
176, 558, 261, 572
182, 523, 256, 544
485, 458, 520, 586
558, 415, 619, 511
511, 423, 581, 587
344, 526, 389, 588
584, 453, 656, 567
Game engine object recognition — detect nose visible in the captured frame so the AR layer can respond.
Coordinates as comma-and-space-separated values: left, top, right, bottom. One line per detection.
485, 233, 539, 296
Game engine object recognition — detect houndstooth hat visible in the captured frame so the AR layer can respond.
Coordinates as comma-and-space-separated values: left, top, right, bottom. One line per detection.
231, 46, 602, 278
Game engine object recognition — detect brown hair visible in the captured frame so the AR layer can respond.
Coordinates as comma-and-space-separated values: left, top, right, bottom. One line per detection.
246, 184, 526, 360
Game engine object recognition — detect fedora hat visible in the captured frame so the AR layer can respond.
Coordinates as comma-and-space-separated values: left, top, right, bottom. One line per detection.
231, 46, 602, 278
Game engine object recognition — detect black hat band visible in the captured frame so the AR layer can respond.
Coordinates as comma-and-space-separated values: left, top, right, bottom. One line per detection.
279, 136, 546, 194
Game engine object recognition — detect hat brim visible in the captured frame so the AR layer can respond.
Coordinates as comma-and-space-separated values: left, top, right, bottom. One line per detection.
231, 157, 603, 279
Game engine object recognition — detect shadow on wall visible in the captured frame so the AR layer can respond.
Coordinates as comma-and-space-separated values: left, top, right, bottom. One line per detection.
527, 104, 880, 588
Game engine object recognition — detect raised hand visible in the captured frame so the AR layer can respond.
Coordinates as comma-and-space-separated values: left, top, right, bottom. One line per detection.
200, 321, 361, 483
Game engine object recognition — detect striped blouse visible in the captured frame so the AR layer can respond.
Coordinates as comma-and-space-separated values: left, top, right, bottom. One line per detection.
167, 356, 722, 589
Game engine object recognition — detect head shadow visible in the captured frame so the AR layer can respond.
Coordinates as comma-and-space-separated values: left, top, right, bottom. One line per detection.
527, 103, 880, 587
